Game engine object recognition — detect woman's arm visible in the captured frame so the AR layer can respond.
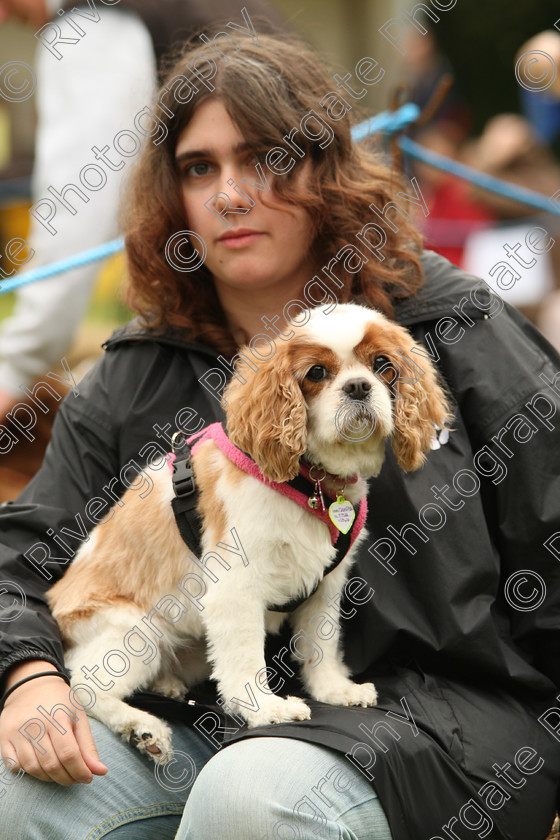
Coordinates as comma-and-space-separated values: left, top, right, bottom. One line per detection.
0, 660, 107, 784
429, 277, 560, 690
0, 354, 121, 781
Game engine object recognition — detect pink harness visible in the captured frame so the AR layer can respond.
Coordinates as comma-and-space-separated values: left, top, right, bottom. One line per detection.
171, 422, 368, 548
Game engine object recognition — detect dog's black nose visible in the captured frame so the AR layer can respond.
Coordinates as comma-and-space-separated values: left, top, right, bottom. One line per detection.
342, 379, 371, 400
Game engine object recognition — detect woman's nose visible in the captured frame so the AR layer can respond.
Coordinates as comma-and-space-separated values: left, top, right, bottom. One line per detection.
219, 167, 256, 211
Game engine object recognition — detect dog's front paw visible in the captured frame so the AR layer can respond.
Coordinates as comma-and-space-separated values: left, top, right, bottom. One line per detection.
315, 681, 377, 708
122, 714, 173, 762
150, 674, 188, 700
245, 695, 311, 728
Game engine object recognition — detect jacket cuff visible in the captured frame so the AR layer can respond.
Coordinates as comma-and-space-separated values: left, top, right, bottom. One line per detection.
0, 649, 67, 695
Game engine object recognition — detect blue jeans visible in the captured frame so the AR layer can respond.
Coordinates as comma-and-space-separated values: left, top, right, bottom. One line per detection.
0, 718, 393, 839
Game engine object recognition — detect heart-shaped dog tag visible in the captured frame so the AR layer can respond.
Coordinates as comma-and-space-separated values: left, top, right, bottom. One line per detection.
329, 495, 356, 534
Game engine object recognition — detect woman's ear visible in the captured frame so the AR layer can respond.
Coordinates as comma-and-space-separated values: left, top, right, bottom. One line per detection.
389, 337, 452, 472
223, 346, 308, 483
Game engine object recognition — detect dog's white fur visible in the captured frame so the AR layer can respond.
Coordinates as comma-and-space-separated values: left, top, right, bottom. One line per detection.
47, 304, 450, 760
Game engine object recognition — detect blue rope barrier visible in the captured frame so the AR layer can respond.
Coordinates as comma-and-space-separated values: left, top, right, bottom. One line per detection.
0, 237, 124, 295
2, 103, 559, 295
351, 103, 420, 141
351, 107, 560, 217
398, 136, 560, 217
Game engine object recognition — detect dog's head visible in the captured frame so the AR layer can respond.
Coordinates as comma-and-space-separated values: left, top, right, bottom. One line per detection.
224, 303, 452, 483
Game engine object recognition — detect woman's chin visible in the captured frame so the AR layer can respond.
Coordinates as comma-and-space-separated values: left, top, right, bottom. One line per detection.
212, 267, 287, 293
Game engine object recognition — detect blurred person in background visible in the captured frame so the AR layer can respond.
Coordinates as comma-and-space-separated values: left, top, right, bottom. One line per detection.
515, 29, 560, 350
462, 113, 560, 349
398, 27, 495, 269
462, 114, 560, 218
0, 0, 283, 500
410, 123, 497, 270
517, 30, 560, 146
400, 26, 470, 146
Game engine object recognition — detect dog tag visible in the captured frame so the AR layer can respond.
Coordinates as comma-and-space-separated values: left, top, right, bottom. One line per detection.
328, 495, 355, 534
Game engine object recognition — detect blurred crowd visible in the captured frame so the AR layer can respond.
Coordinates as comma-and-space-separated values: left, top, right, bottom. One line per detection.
401, 27, 560, 347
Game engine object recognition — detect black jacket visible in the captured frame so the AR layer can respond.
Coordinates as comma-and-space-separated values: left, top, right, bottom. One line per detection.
1, 251, 559, 840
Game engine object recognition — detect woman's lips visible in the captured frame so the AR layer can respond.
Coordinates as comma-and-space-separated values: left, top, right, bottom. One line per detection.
218, 229, 264, 249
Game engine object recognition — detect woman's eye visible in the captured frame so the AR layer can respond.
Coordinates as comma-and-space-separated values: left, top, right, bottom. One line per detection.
185, 162, 212, 178
306, 365, 328, 382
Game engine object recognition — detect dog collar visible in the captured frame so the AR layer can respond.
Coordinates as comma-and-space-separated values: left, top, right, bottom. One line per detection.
184, 422, 367, 548
299, 459, 359, 487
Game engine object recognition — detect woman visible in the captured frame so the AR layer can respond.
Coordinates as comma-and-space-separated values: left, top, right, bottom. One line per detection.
0, 33, 559, 840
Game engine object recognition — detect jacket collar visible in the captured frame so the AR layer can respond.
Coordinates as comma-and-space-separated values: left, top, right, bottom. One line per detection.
393, 249, 493, 325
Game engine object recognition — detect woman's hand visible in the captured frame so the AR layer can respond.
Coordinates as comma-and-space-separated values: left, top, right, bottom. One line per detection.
0, 660, 108, 784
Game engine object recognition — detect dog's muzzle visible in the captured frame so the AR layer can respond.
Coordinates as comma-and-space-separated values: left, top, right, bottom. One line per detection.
335, 398, 378, 442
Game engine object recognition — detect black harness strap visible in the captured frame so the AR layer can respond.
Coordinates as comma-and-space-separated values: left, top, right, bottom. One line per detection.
266, 524, 353, 613
170, 435, 202, 560
170, 430, 360, 614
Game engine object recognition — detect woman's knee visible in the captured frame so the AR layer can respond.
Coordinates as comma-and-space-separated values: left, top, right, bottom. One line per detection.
179, 736, 392, 840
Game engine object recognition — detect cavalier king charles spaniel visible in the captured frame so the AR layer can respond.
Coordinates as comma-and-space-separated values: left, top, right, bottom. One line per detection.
47, 303, 450, 760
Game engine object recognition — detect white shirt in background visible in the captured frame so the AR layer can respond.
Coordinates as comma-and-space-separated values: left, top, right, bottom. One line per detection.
0, 1, 156, 392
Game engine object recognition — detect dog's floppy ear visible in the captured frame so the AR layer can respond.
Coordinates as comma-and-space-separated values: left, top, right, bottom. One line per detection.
388, 330, 452, 472
224, 345, 307, 483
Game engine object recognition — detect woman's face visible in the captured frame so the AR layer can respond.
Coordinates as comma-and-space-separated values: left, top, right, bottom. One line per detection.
175, 99, 318, 302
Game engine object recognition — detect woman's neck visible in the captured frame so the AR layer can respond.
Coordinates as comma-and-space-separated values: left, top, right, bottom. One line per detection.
217, 282, 309, 345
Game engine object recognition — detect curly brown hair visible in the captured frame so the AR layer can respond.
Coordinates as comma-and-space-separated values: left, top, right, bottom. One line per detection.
123, 32, 424, 355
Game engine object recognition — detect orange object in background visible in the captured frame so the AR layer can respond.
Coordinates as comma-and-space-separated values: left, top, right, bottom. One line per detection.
0, 200, 31, 281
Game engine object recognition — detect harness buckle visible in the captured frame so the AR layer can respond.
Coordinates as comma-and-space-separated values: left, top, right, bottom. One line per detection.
171, 431, 196, 499
172, 459, 196, 498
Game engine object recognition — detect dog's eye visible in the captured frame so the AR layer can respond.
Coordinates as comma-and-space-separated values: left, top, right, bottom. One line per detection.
373, 355, 398, 390
372, 355, 391, 372
306, 365, 328, 382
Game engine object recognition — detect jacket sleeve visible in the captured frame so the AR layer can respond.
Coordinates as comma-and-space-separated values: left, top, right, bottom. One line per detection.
0, 354, 120, 687
429, 277, 560, 691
